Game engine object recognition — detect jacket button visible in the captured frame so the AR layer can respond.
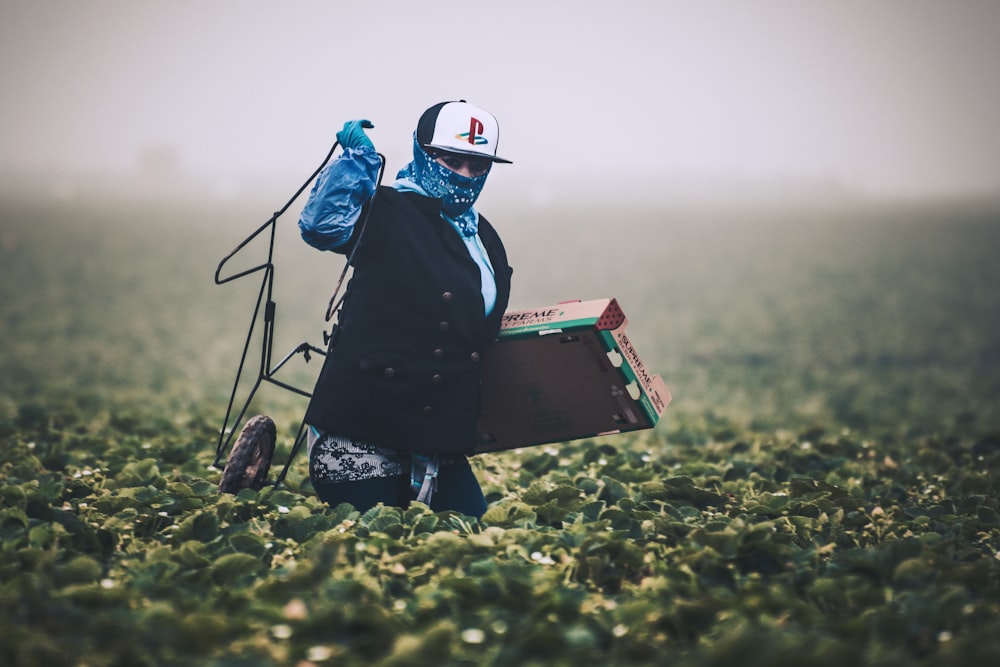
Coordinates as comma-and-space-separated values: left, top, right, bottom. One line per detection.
422, 405, 433, 415
438, 321, 450, 332
431, 373, 442, 384
432, 348, 444, 360
470, 351, 481, 362
383, 367, 396, 379
441, 291, 453, 302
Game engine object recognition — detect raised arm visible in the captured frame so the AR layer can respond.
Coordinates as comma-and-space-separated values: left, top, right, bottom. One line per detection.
298, 120, 382, 251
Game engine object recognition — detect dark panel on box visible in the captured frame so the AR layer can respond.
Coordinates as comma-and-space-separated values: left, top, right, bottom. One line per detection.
475, 330, 652, 452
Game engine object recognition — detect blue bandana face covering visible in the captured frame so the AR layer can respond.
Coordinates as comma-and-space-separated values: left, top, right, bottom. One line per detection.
396, 136, 490, 236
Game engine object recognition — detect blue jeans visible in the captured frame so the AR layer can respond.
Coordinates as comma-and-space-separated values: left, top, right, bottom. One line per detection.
310, 456, 487, 518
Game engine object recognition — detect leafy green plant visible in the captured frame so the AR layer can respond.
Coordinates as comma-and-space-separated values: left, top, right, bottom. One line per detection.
2, 192, 999, 665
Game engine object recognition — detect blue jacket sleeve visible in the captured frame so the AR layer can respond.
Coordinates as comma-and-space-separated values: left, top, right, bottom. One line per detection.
298, 146, 382, 251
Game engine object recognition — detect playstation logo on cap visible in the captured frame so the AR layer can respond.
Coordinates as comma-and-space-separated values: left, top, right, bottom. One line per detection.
417, 100, 512, 164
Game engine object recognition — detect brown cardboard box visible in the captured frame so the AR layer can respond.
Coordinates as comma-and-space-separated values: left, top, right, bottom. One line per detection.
475, 298, 671, 452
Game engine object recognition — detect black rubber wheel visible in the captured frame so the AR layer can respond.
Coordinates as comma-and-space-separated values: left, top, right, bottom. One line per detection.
218, 415, 276, 493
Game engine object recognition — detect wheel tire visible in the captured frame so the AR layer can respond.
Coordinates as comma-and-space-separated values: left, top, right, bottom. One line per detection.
218, 415, 276, 494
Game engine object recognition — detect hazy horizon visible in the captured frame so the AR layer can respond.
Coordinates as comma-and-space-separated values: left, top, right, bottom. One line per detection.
3, 1, 1000, 206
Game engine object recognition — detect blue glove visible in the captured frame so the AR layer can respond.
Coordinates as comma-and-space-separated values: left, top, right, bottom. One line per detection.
336, 119, 374, 150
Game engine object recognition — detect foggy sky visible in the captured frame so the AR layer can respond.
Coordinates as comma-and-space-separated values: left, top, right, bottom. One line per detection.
2, 0, 1000, 201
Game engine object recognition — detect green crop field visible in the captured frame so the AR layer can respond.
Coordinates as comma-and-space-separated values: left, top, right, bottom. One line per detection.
2, 185, 999, 666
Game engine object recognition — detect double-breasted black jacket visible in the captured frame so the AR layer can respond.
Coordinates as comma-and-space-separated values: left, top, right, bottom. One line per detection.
304, 186, 513, 454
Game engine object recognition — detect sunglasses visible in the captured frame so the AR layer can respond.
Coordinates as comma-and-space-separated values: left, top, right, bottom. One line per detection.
428, 151, 492, 177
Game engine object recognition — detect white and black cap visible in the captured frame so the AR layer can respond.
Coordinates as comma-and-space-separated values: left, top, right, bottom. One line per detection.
416, 100, 512, 164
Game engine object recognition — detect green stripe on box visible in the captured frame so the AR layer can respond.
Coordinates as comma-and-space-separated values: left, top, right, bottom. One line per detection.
599, 329, 660, 423
498, 317, 602, 338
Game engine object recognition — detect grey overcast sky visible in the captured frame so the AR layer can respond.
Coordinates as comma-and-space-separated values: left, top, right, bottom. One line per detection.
2, 0, 1000, 200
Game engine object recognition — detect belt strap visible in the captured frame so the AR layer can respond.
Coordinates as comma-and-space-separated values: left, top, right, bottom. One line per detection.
411, 454, 440, 505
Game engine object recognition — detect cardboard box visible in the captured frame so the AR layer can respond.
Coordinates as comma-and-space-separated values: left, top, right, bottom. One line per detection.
475, 298, 671, 452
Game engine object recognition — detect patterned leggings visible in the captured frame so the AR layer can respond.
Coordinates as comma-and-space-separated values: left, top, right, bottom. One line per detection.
307, 429, 488, 517
309, 456, 487, 518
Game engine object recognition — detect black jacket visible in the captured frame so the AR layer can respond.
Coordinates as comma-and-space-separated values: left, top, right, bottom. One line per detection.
304, 186, 512, 454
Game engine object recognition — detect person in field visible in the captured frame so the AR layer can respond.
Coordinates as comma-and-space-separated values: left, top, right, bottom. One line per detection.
297, 101, 513, 518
